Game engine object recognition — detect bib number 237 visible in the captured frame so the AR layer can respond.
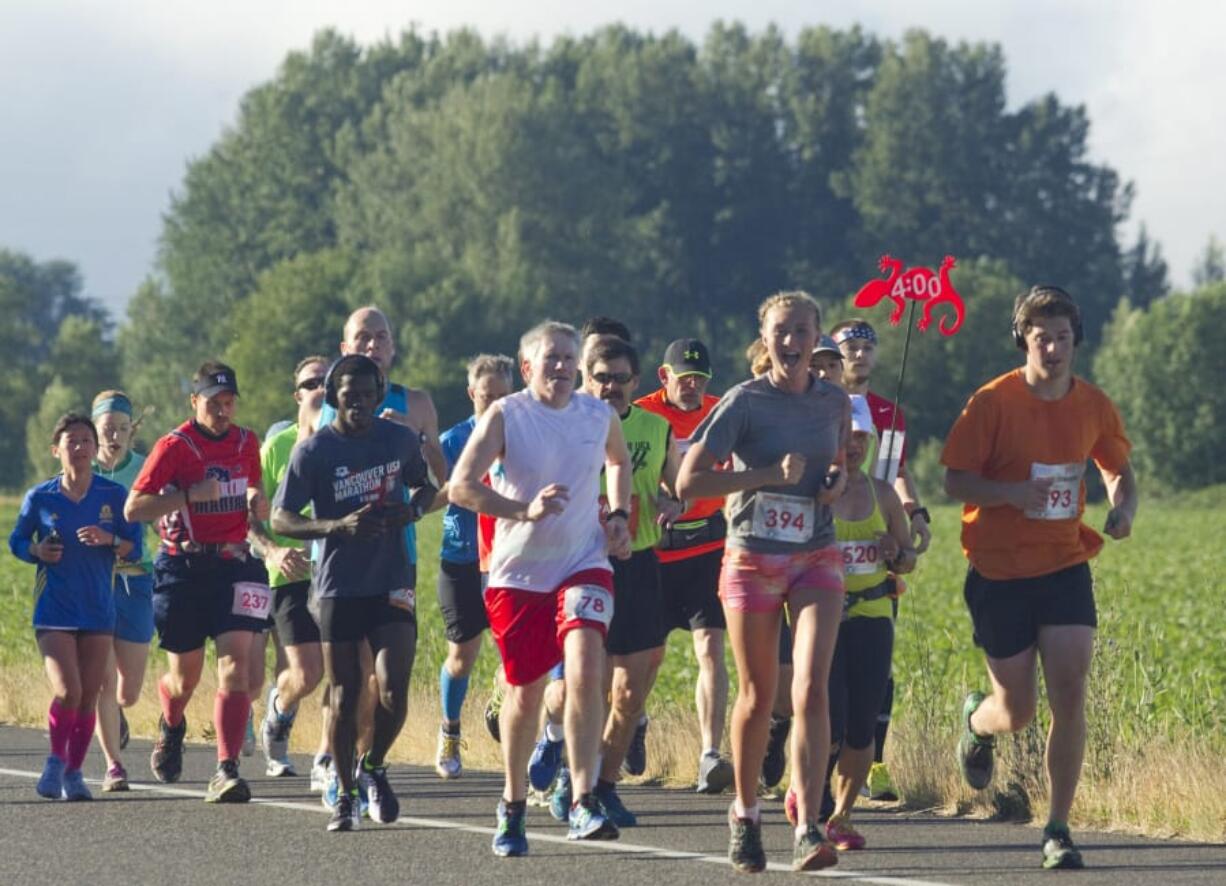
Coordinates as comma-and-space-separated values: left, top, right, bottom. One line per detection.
232, 582, 272, 620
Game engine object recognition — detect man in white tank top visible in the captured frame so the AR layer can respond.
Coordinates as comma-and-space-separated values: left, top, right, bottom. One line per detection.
450, 320, 633, 856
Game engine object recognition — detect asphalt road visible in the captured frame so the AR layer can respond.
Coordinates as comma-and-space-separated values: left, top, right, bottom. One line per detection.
1, 724, 1222, 886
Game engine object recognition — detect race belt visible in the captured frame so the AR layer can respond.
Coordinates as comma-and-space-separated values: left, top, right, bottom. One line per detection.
658, 512, 727, 552
161, 540, 250, 560
841, 577, 894, 622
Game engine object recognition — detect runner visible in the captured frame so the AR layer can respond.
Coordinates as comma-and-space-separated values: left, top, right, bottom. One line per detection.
434, 353, 514, 779
678, 291, 850, 873
636, 338, 735, 793
943, 285, 1137, 870
271, 353, 436, 832
89, 390, 155, 792
249, 356, 329, 779
10, 413, 141, 801
125, 361, 271, 803
830, 317, 932, 802
783, 395, 916, 849
449, 320, 633, 856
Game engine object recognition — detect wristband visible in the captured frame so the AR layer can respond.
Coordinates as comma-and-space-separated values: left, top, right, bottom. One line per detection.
607, 508, 630, 523
112, 534, 122, 550
909, 506, 931, 524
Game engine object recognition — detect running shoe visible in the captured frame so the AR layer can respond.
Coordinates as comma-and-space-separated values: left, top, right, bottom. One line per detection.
784, 786, 798, 826
205, 758, 251, 803
242, 710, 256, 757
785, 784, 833, 826
359, 754, 400, 824
793, 822, 839, 871
549, 766, 572, 821
310, 753, 332, 793
1041, 825, 1085, 870
727, 804, 766, 874
567, 793, 620, 840
484, 677, 504, 744
527, 733, 564, 791
623, 716, 648, 776
526, 787, 552, 808
760, 714, 791, 789
593, 781, 637, 827
826, 814, 867, 851
492, 799, 529, 857
957, 690, 995, 790
62, 768, 93, 802
696, 750, 733, 794
36, 755, 65, 799
322, 764, 340, 810
866, 762, 898, 801
118, 708, 130, 750
150, 715, 186, 784
435, 725, 465, 780
261, 686, 298, 777
328, 791, 360, 832
353, 761, 370, 817
102, 762, 130, 792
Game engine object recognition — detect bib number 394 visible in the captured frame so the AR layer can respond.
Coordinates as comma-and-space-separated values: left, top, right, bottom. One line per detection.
751, 492, 814, 544
232, 582, 272, 620
562, 584, 614, 628
1026, 462, 1084, 520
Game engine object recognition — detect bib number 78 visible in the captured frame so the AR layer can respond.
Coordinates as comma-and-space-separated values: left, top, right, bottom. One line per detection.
562, 584, 614, 628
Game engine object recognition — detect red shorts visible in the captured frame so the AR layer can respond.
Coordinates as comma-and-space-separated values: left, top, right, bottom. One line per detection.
484, 568, 614, 686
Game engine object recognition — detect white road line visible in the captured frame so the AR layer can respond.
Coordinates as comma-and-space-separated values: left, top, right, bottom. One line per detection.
0, 766, 957, 886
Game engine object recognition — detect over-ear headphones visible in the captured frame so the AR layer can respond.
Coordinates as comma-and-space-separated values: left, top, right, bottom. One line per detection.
1011, 285, 1083, 349
324, 354, 387, 409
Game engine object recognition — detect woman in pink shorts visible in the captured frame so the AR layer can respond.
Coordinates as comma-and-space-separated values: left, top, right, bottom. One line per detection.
678, 291, 850, 874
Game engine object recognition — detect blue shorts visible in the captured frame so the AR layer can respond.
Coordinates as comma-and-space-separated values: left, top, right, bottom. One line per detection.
113, 573, 155, 644
153, 552, 271, 653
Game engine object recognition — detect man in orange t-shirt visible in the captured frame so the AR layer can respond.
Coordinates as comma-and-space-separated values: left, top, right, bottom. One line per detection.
636, 337, 734, 793
941, 286, 1138, 871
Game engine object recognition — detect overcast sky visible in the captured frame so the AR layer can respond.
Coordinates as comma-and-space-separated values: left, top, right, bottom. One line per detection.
2, 1, 1221, 316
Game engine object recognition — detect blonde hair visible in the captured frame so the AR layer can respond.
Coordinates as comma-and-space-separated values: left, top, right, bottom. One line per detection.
467, 353, 516, 387
757, 290, 822, 328
745, 339, 771, 377
518, 321, 580, 363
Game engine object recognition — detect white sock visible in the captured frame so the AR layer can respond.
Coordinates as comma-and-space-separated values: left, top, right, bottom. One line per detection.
734, 799, 760, 822
703, 747, 720, 758
544, 721, 564, 743
795, 824, 808, 839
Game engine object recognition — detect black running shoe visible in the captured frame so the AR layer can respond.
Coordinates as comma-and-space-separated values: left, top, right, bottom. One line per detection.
328, 792, 360, 832
623, 716, 648, 776
359, 754, 400, 824
957, 691, 995, 790
150, 715, 186, 784
1042, 826, 1085, 869
760, 715, 791, 789
204, 758, 251, 804
119, 708, 130, 750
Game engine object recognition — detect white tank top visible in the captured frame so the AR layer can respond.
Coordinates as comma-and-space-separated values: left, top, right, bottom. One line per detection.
488, 389, 613, 592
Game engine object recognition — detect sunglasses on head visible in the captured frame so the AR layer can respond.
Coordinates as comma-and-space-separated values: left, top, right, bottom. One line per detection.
296, 377, 325, 392
591, 371, 634, 385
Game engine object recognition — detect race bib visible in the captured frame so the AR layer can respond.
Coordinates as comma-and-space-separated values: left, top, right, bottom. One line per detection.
838, 540, 881, 576
388, 587, 416, 612
1026, 462, 1084, 520
232, 581, 272, 620
562, 584, 614, 628
751, 492, 814, 544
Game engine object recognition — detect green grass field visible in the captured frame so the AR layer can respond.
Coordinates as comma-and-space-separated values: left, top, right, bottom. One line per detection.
2, 488, 1223, 837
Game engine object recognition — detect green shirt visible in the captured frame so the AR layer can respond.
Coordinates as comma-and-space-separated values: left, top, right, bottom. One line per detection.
261, 424, 308, 588
603, 405, 671, 552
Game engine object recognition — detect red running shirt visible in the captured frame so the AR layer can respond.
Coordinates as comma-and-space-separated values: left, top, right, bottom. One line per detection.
131, 420, 262, 546
866, 390, 907, 470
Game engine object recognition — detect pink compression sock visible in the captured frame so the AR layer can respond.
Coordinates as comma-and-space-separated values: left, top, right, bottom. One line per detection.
48, 699, 76, 761
214, 690, 251, 762
67, 709, 97, 770
158, 679, 189, 727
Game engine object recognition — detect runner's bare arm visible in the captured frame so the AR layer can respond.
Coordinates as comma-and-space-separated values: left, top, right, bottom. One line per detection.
1100, 460, 1138, 539
676, 441, 798, 501
656, 434, 685, 525
448, 404, 539, 521
407, 389, 448, 485
603, 412, 633, 559
944, 468, 1051, 512
271, 504, 384, 540
124, 479, 221, 523
875, 478, 917, 575
893, 468, 932, 554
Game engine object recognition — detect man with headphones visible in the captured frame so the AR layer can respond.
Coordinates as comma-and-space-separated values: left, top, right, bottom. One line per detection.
271, 354, 436, 832
942, 286, 1138, 870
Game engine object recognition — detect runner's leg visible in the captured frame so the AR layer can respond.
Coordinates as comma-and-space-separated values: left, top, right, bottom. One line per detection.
563, 626, 607, 797
725, 608, 782, 814
600, 647, 664, 780
501, 673, 549, 802
324, 640, 363, 795
367, 619, 418, 766
1038, 625, 1094, 825
693, 628, 728, 753
787, 590, 842, 828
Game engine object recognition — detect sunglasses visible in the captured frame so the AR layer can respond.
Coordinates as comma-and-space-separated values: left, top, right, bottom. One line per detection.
590, 371, 634, 385
296, 377, 325, 392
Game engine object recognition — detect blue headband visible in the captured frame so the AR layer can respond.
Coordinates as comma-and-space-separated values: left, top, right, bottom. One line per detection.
92, 396, 132, 418
832, 324, 877, 346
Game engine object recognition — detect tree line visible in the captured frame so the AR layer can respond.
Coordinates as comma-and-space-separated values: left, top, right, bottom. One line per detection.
3, 23, 1222, 494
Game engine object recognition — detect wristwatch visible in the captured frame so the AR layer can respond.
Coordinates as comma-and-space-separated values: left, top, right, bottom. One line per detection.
607, 508, 630, 523
111, 533, 122, 550
909, 506, 931, 524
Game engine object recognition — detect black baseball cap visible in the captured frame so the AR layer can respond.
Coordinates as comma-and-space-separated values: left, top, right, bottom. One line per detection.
192, 364, 240, 398
662, 338, 712, 378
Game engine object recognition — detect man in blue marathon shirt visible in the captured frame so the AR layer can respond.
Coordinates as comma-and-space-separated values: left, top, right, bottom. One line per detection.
273, 354, 436, 833
433, 353, 515, 779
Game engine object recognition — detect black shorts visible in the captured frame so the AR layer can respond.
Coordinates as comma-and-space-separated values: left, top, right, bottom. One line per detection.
828, 616, 894, 750
437, 559, 488, 644
152, 552, 272, 653
963, 562, 1096, 660
318, 593, 416, 644
659, 547, 726, 633
272, 580, 321, 647
606, 549, 665, 657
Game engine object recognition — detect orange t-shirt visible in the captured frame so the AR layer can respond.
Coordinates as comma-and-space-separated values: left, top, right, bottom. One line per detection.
940, 369, 1130, 581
